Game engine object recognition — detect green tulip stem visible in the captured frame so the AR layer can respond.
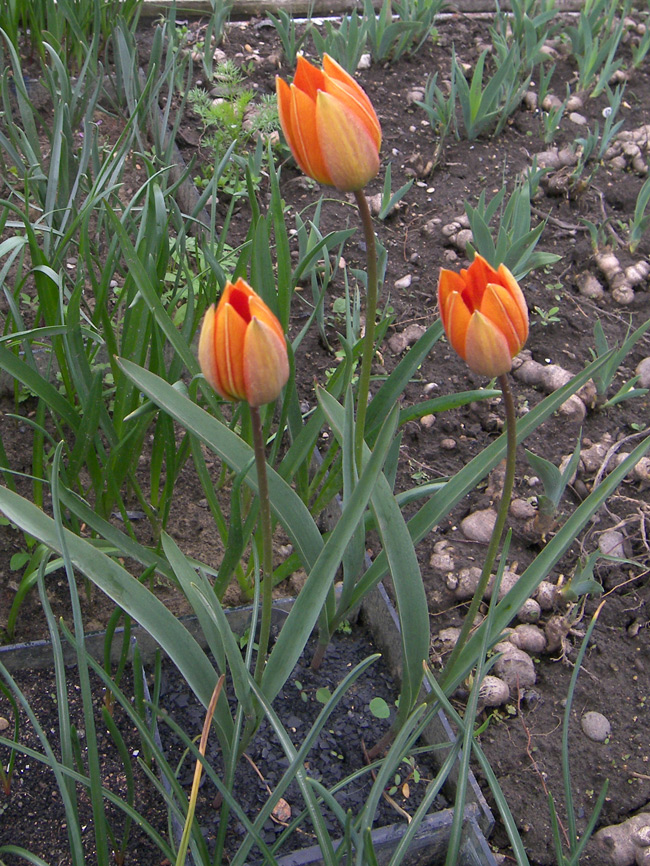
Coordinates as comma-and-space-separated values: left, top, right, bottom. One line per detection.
251, 405, 273, 685
354, 188, 379, 471
440, 372, 518, 687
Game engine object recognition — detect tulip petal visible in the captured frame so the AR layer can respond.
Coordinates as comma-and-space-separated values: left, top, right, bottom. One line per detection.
465, 311, 513, 377
288, 85, 332, 185
438, 268, 467, 310
498, 263, 529, 333
481, 283, 528, 354
216, 302, 247, 401
316, 91, 380, 191
322, 55, 379, 133
462, 254, 497, 310
442, 291, 472, 360
294, 54, 326, 100
243, 317, 290, 407
197, 305, 219, 392
249, 294, 285, 340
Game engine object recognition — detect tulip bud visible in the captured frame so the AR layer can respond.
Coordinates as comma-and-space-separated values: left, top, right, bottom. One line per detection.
437, 255, 529, 378
276, 54, 381, 192
198, 279, 289, 407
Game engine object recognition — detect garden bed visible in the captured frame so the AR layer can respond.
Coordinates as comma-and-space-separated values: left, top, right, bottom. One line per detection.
0, 3, 650, 864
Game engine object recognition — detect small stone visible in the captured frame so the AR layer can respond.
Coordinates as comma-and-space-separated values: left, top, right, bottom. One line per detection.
478, 675, 510, 707
509, 624, 547, 654
576, 271, 605, 300
0, 717, 9, 732
441, 438, 456, 450
436, 627, 461, 651
598, 529, 626, 559
517, 598, 542, 623
429, 552, 455, 571
581, 711, 611, 742
559, 394, 587, 424
387, 323, 426, 354
542, 94, 563, 111
454, 566, 483, 599
510, 498, 537, 520
394, 274, 412, 290
420, 414, 436, 429
357, 53, 371, 69
569, 112, 588, 125
493, 644, 537, 689
535, 580, 557, 610
566, 94, 584, 111
407, 88, 425, 104
461, 508, 497, 543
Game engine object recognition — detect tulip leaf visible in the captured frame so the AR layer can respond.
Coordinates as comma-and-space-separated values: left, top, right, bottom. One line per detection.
261, 394, 400, 703
0, 485, 232, 750
117, 359, 324, 572
349, 348, 616, 607
318, 390, 429, 718
440, 435, 650, 693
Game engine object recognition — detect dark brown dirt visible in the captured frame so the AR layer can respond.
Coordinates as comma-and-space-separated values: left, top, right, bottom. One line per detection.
1, 9, 650, 865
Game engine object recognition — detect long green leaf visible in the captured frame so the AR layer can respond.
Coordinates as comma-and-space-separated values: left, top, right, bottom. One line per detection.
319, 390, 429, 716
440, 436, 650, 692
0, 486, 232, 752
350, 350, 615, 607
261, 397, 400, 702
117, 359, 324, 571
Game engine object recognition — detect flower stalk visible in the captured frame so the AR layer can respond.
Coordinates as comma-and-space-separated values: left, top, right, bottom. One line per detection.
439, 372, 518, 685
251, 406, 274, 684
354, 188, 379, 469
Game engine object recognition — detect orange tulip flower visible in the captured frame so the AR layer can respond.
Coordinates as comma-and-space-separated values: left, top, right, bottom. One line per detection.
198, 279, 289, 407
276, 54, 381, 192
437, 254, 529, 378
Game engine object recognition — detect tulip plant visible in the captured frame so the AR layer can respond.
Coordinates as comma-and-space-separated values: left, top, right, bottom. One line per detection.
3, 32, 650, 866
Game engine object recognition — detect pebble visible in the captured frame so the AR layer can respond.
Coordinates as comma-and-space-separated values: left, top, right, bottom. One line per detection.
598, 529, 626, 559
357, 53, 371, 69
479, 675, 510, 707
387, 323, 426, 354
441, 438, 456, 450
516, 598, 542, 624
0, 717, 9, 732
429, 551, 455, 571
493, 643, 537, 689
394, 274, 412, 290
420, 414, 436, 429
636, 357, 650, 388
460, 508, 497, 543
535, 580, 557, 610
569, 112, 588, 125
510, 498, 537, 520
581, 711, 611, 742
509, 624, 547, 654
453, 566, 483, 599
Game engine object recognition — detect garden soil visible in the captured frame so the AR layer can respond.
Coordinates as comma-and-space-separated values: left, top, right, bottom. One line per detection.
1, 8, 650, 865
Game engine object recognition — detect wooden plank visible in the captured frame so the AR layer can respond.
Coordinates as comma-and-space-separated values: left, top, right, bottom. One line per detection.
141, 0, 584, 20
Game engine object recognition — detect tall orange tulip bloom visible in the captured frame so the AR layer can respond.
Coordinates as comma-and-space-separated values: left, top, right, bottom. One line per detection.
437, 254, 529, 378
198, 279, 289, 407
276, 54, 381, 192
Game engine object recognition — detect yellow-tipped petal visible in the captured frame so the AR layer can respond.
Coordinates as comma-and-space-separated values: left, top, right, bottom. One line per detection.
243, 317, 290, 407
481, 283, 528, 355
198, 306, 219, 391
465, 312, 513, 377
316, 91, 380, 191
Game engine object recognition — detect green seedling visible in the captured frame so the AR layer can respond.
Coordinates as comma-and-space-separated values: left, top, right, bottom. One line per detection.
378, 162, 414, 220
589, 317, 650, 401
534, 305, 560, 326
629, 172, 650, 253
311, 10, 369, 74
525, 435, 582, 535
267, 8, 313, 66
464, 165, 561, 280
